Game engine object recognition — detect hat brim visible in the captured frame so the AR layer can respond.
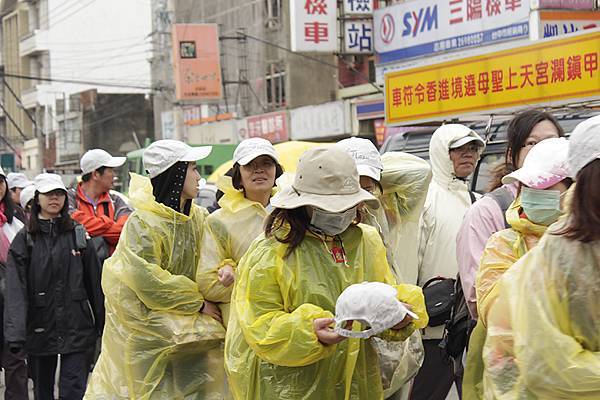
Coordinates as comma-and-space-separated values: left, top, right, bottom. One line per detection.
102, 156, 127, 168
271, 186, 379, 212
450, 136, 485, 149
236, 151, 279, 166
37, 184, 67, 194
180, 146, 213, 162
502, 169, 567, 189
357, 165, 381, 182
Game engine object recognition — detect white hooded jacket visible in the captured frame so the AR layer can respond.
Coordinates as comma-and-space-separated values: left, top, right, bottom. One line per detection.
417, 124, 484, 339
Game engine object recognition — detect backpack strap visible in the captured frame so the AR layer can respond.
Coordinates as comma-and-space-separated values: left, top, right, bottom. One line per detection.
486, 186, 514, 229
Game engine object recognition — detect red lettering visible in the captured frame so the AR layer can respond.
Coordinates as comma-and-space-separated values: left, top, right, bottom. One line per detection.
551, 58, 565, 83
520, 64, 534, 88
536, 61, 549, 85
491, 70, 504, 92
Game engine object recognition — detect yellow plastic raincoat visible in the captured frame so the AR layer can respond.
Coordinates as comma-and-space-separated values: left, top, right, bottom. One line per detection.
85, 174, 227, 400
481, 218, 600, 399
197, 176, 274, 324
364, 152, 432, 284
462, 198, 547, 399
224, 223, 429, 400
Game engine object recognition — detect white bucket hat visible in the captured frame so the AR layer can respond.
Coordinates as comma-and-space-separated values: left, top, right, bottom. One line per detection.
270, 147, 379, 212
143, 140, 212, 179
568, 115, 600, 178
233, 137, 279, 166
334, 281, 419, 339
502, 137, 570, 189
20, 184, 36, 208
335, 138, 383, 182
80, 149, 126, 174
6, 172, 33, 190
34, 173, 67, 194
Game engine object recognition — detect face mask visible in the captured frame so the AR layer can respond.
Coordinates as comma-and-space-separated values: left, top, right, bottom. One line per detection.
520, 187, 562, 226
310, 206, 357, 236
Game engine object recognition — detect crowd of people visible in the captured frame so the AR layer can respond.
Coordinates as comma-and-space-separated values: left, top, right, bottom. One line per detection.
0, 110, 597, 400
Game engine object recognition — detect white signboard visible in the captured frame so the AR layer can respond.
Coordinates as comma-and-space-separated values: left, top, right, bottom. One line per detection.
290, 0, 337, 52
161, 111, 176, 140
344, 20, 374, 53
343, 0, 374, 15
291, 101, 351, 140
374, 0, 530, 64
530, 10, 600, 40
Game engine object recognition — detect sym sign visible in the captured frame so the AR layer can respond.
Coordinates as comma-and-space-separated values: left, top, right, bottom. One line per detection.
374, 0, 530, 64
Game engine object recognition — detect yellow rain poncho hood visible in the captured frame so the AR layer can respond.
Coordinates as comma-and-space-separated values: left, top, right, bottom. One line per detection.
85, 174, 226, 400
197, 176, 275, 324
224, 223, 428, 400
481, 219, 600, 399
462, 197, 547, 399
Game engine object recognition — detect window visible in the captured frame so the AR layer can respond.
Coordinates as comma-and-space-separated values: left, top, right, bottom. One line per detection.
265, 62, 286, 109
264, 0, 282, 29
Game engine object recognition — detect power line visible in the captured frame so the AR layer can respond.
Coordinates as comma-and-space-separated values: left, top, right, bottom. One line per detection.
0, 102, 28, 140
0, 72, 153, 91
238, 31, 383, 94
2, 79, 40, 134
0, 134, 20, 158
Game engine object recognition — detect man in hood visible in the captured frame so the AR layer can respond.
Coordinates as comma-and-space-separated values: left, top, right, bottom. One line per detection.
411, 124, 485, 400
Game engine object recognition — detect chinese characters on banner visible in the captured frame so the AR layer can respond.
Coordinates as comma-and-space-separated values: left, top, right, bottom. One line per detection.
344, 21, 373, 53
530, 10, 600, 40
343, 0, 374, 15
385, 31, 600, 124
245, 112, 289, 143
290, 0, 337, 52
171, 24, 223, 100
374, 0, 529, 64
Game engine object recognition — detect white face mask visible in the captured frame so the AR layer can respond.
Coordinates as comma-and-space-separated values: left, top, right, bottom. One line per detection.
310, 206, 357, 236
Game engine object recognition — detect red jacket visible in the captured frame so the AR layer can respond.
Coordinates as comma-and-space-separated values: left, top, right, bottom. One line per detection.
68, 184, 132, 254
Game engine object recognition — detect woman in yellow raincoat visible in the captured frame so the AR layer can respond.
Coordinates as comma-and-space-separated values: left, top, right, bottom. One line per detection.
85, 140, 226, 400
462, 137, 572, 399
480, 115, 600, 399
224, 147, 429, 400
197, 138, 283, 319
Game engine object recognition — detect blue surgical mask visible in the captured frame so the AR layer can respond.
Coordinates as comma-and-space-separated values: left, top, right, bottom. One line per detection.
310, 206, 357, 236
520, 187, 562, 226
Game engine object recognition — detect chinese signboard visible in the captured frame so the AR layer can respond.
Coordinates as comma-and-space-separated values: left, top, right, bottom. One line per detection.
291, 101, 351, 140
530, 10, 600, 40
290, 0, 337, 52
344, 20, 374, 53
245, 111, 289, 143
343, 0, 374, 15
531, 0, 595, 9
172, 24, 223, 101
385, 30, 600, 125
161, 111, 176, 139
374, 0, 530, 64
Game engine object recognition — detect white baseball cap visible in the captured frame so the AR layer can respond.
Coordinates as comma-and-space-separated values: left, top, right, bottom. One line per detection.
449, 135, 485, 149
20, 184, 36, 208
143, 140, 212, 179
334, 281, 419, 339
34, 173, 67, 194
502, 137, 570, 189
80, 149, 126, 174
335, 137, 383, 182
568, 115, 600, 178
233, 138, 279, 166
7, 172, 33, 189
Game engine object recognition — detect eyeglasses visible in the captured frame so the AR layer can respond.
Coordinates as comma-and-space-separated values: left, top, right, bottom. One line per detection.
243, 159, 276, 171
450, 143, 480, 154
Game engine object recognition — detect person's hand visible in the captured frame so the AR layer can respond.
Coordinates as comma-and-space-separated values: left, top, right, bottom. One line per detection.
218, 265, 235, 287
201, 300, 223, 324
392, 303, 414, 330
313, 318, 349, 345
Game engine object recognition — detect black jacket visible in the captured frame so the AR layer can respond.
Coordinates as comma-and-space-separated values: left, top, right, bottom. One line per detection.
4, 219, 105, 356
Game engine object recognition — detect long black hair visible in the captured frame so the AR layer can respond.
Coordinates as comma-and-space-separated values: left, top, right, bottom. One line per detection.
0, 175, 16, 224
27, 191, 74, 236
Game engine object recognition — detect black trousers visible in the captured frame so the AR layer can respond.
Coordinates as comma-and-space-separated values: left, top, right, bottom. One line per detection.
1, 347, 29, 400
29, 352, 88, 400
410, 339, 462, 400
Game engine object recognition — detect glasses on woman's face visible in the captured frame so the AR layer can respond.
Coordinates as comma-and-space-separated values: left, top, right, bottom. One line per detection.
244, 158, 276, 171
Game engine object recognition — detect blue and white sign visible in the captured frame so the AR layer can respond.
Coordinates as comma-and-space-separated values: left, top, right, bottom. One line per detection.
344, 20, 373, 53
374, 0, 530, 64
343, 0, 374, 15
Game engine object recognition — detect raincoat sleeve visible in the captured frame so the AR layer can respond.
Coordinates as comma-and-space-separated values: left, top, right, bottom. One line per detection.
457, 196, 506, 319
233, 241, 337, 367
506, 235, 600, 398
380, 152, 432, 222
118, 212, 204, 314
3, 230, 28, 347
475, 230, 517, 324
196, 216, 235, 303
